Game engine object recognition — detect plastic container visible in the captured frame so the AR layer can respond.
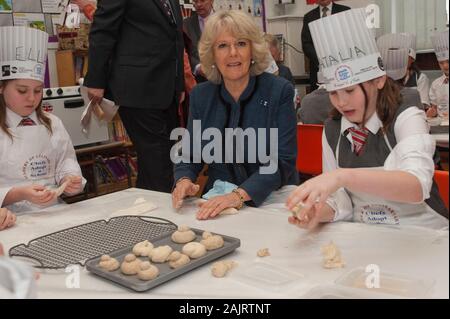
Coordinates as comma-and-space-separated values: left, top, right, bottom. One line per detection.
302, 284, 401, 299
233, 261, 305, 293
334, 267, 434, 298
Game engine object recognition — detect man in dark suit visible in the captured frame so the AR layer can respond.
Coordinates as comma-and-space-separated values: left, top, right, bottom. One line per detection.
183, 0, 214, 82
301, 0, 350, 91
84, 0, 185, 193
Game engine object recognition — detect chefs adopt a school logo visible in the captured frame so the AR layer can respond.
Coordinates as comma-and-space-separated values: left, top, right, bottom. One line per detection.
358, 204, 399, 225
22, 154, 51, 180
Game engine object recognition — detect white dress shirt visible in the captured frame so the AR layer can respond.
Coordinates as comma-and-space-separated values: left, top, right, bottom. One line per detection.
429, 74, 449, 107
322, 107, 436, 221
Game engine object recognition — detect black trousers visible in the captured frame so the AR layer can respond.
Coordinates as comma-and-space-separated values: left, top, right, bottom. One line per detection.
119, 103, 178, 193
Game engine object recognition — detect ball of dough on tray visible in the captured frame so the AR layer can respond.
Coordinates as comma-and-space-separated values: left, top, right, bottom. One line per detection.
257, 248, 270, 257
150, 245, 173, 263
211, 260, 237, 278
182, 242, 207, 259
171, 225, 197, 244
98, 255, 120, 272
200, 231, 224, 250
321, 241, 345, 269
120, 254, 141, 275
168, 251, 191, 269
137, 261, 159, 281
132, 240, 154, 257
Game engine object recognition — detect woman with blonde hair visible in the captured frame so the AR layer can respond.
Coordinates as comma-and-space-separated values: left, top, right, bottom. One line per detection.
172, 10, 298, 220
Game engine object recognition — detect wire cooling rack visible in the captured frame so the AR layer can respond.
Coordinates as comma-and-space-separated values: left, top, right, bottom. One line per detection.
8, 216, 177, 269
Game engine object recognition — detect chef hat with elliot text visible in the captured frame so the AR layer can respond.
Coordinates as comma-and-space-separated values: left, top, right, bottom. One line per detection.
379, 48, 409, 81
309, 8, 386, 92
376, 32, 416, 60
0, 26, 49, 83
431, 29, 449, 62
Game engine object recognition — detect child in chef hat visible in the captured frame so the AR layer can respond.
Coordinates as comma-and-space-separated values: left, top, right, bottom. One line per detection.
377, 32, 430, 109
0, 26, 85, 214
286, 9, 448, 230
427, 30, 449, 119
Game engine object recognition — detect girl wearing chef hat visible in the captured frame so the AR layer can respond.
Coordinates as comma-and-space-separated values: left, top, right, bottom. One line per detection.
286, 9, 448, 230
427, 30, 449, 119
0, 26, 85, 214
377, 32, 431, 109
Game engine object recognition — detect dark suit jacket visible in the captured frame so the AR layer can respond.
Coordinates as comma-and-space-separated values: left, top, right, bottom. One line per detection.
84, 0, 184, 109
183, 12, 202, 73
301, 3, 350, 89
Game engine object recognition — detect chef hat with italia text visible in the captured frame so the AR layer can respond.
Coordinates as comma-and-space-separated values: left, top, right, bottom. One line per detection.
431, 30, 449, 62
309, 9, 386, 91
379, 48, 409, 81
377, 32, 416, 60
0, 26, 49, 83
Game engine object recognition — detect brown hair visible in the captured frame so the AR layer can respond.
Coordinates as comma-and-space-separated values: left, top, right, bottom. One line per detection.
330, 77, 402, 131
0, 80, 52, 140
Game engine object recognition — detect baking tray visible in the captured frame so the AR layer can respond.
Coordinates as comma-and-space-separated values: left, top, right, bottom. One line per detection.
85, 228, 241, 292
8, 216, 177, 269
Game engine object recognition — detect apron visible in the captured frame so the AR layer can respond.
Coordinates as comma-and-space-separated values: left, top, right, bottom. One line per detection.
335, 129, 448, 229
1, 124, 62, 212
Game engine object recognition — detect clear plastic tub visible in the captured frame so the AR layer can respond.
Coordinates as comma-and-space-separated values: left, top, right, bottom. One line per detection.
302, 284, 401, 299
233, 261, 306, 293
334, 267, 434, 298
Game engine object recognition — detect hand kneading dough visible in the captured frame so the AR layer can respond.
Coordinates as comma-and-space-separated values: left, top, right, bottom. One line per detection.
137, 261, 159, 281
120, 254, 141, 275
132, 240, 154, 257
168, 251, 191, 269
321, 241, 345, 269
211, 260, 237, 278
257, 248, 270, 257
171, 225, 196, 244
98, 255, 120, 271
200, 231, 224, 250
150, 245, 173, 263
182, 242, 207, 259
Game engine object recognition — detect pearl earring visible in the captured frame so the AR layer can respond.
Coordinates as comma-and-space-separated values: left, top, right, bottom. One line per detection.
211, 64, 216, 69
251, 60, 255, 65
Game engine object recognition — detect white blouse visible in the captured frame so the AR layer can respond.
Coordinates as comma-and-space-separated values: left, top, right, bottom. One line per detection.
322, 107, 436, 221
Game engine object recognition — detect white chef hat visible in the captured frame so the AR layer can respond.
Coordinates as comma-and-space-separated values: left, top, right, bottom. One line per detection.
317, 70, 326, 85
309, 9, 386, 92
380, 48, 409, 81
431, 30, 449, 62
0, 26, 49, 83
377, 32, 416, 60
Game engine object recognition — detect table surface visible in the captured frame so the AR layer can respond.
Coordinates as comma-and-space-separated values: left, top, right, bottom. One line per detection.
2, 187, 448, 299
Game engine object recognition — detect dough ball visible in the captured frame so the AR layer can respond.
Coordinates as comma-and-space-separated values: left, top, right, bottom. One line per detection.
98, 255, 119, 272
132, 240, 154, 257
168, 251, 191, 269
321, 241, 345, 269
200, 231, 224, 250
257, 248, 270, 257
211, 260, 237, 278
150, 245, 173, 263
171, 225, 197, 244
182, 242, 207, 259
120, 254, 141, 275
137, 261, 159, 281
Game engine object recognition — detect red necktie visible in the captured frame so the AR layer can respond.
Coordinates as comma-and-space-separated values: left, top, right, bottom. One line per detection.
18, 117, 36, 126
348, 127, 369, 156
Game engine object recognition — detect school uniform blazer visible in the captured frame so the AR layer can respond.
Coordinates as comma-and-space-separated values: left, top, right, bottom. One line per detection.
174, 73, 299, 207
84, 0, 185, 109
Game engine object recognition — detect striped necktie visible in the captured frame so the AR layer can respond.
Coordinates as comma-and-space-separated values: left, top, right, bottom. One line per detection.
158, 0, 175, 23
322, 7, 329, 18
348, 127, 369, 156
18, 117, 36, 126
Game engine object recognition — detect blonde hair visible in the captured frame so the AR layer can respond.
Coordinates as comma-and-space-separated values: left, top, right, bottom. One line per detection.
0, 80, 52, 140
199, 10, 270, 84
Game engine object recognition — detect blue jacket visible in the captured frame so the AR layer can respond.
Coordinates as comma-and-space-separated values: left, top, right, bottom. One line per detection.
174, 72, 298, 206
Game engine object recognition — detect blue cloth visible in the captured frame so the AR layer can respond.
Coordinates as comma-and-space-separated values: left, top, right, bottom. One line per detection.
202, 180, 238, 200
174, 72, 299, 207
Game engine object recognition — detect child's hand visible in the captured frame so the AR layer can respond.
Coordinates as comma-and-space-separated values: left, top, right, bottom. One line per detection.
61, 175, 83, 195
0, 208, 16, 231
427, 105, 438, 118
19, 185, 57, 206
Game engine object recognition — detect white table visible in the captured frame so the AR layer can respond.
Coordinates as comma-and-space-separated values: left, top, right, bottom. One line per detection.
1, 187, 448, 299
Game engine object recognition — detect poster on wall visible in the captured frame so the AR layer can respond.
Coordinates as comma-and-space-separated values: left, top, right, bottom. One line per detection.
0, 0, 12, 12
13, 12, 46, 31
41, 0, 69, 14
214, 0, 262, 17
